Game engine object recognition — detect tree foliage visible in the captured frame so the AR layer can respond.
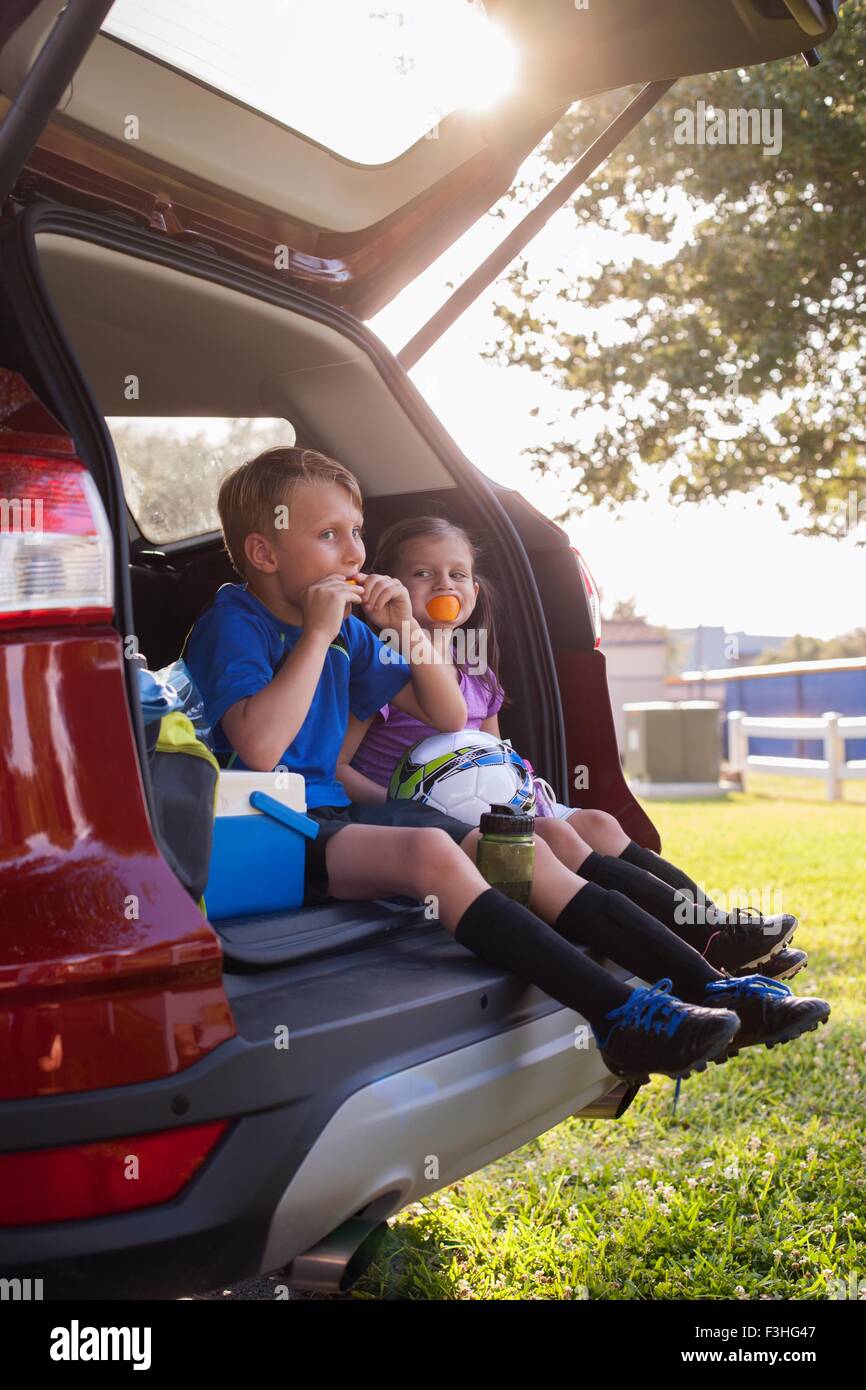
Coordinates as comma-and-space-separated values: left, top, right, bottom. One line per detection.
605, 595, 647, 622
757, 627, 866, 663
489, 0, 866, 537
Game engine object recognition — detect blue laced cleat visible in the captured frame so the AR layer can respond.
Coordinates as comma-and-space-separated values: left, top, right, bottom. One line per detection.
702, 972, 830, 1062
593, 978, 740, 1083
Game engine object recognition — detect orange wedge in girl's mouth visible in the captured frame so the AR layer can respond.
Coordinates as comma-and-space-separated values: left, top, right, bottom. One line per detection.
426, 595, 461, 622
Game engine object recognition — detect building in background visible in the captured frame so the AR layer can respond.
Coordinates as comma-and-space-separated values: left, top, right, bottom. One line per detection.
602, 619, 669, 756
669, 625, 789, 670
604, 621, 796, 758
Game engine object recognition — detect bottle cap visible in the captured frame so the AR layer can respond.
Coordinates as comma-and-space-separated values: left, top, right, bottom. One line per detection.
480, 804, 535, 836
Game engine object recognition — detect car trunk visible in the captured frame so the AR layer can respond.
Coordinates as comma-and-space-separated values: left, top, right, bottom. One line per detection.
32, 185, 657, 829
0, 208, 642, 1264
0, 180, 662, 1271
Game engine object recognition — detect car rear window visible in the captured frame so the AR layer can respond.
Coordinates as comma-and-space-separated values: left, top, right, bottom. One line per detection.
107, 417, 296, 544
101, 0, 518, 165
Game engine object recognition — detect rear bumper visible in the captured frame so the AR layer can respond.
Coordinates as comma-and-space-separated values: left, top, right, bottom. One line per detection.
0, 1014, 628, 1299
261, 1003, 621, 1275
0, 918, 637, 1298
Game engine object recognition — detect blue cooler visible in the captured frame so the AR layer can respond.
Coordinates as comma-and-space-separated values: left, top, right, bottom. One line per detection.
204, 771, 319, 921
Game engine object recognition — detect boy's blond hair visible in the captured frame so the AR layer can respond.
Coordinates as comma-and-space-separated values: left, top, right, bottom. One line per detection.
218, 445, 362, 578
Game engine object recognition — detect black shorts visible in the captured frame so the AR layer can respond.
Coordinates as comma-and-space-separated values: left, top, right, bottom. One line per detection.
304, 800, 474, 906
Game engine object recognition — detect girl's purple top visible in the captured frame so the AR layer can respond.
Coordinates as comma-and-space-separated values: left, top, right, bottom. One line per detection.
351, 668, 505, 789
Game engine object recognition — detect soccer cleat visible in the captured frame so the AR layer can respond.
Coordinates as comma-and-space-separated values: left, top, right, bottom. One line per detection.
702, 912, 798, 973
594, 978, 740, 1083
732, 946, 807, 982
702, 973, 830, 1060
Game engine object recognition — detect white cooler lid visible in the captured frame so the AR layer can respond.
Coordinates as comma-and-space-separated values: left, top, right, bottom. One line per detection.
215, 770, 307, 818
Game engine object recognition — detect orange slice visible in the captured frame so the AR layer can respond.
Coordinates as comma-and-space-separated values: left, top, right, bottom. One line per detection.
344, 576, 360, 619
426, 595, 461, 622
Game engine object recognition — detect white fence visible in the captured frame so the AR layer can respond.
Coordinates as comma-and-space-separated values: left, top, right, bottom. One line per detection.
727, 710, 866, 800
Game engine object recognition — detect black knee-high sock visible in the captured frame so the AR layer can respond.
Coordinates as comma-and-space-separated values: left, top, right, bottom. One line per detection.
578, 851, 716, 951
553, 883, 721, 1003
621, 840, 714, 903
453, 888, 632, 1032
618, 840, 728, 945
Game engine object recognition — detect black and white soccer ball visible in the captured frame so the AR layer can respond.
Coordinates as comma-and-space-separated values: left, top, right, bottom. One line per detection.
388, 729, 536, 826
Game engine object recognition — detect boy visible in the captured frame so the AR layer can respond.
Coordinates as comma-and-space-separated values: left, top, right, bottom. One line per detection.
184, 447, 829, 1084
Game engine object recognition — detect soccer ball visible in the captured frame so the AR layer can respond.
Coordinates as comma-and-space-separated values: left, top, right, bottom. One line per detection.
388, 729, 536, 826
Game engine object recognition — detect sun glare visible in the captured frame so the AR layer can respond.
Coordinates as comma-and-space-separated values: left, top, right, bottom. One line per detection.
102, 0, 520, 163
435, 4, 520, 113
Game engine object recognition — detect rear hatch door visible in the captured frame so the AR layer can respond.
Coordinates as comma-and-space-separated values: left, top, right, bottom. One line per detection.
0, 0, 840, 320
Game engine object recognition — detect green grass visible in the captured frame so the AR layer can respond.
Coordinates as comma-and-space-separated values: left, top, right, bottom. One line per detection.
744, 771, 866, 805
353, 790, 866, 1300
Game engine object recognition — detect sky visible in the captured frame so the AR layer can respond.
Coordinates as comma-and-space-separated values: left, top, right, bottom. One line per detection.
103, 0, 865, 640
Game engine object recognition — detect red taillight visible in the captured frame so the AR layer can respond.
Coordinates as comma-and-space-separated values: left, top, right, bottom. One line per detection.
571, 547, 602, 649
0, 1121, 229, 1226
0, 453, 113, 630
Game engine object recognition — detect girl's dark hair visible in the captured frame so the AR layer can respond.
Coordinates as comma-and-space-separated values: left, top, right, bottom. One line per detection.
372, 515, 510, 707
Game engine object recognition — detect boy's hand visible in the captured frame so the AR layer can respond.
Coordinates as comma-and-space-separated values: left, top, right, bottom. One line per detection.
359, 573, 413, 630
301, 574, 363, 640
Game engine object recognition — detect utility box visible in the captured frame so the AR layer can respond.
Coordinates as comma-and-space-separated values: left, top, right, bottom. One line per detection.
624, 701, 721, 785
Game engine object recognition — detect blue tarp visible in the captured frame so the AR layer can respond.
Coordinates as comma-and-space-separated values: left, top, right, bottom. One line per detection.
724, 669, 866, 760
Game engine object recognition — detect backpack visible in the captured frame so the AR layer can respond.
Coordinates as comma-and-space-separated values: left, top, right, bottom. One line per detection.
145, 711, 220, 913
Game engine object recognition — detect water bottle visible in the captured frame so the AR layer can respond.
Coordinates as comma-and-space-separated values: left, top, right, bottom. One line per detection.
476, 804, 535, 906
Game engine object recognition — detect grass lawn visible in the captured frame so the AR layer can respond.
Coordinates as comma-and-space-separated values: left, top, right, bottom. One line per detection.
355, 789, 866, 1300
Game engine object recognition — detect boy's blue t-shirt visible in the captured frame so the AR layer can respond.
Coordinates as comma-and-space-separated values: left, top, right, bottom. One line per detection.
183, 583, 411, 807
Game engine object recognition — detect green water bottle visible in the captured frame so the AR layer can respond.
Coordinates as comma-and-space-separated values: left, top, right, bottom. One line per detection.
476, 804, 536, 906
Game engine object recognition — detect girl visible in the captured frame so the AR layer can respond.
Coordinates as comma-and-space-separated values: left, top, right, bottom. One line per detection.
338, 516, 807, 982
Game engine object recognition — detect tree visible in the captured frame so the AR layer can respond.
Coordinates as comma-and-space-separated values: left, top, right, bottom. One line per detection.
757, 627, 866, 663
605, 595, 645, 622
488, 0, 866, 538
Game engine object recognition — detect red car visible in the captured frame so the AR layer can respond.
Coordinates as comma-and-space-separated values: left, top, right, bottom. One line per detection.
0, 0, 840, 1299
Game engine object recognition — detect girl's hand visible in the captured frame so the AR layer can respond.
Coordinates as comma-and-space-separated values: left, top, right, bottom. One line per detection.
359, 573, 413, 630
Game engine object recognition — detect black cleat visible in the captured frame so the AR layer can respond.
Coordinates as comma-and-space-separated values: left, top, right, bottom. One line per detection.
703, 913, 798, 973
733, 946, 807, 982
594, 978, 740, 1083
702, 974, 830, 1061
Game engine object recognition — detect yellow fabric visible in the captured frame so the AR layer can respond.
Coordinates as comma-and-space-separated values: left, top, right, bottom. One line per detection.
153, 713, 220, 916
154, 711, 220, 773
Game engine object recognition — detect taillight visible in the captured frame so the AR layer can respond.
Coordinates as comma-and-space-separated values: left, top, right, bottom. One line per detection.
0, 453, 113, 630
571, 547, 602, 649
0, 1121, 229, 1225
